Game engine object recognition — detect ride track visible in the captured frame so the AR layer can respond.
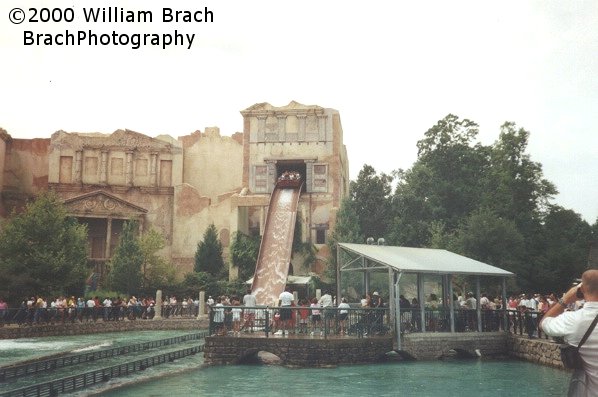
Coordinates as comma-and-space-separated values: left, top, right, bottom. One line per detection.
251, 181, 303, 307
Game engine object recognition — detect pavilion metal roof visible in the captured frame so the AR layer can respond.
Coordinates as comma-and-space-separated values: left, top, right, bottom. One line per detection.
338, 243, 514, 277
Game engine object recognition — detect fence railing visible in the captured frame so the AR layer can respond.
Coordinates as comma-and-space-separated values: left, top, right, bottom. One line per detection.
398, 307, 548, 338
208, 305, 390, 338
0, 304, 200, 326
206, 305, 550, 340
0, 331, 208, 382
0, 345, 204, 397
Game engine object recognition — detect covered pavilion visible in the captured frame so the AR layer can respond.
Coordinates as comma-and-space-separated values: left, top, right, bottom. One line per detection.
335, 243, 515, 349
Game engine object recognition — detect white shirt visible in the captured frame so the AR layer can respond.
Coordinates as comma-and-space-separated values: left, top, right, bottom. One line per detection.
542, 301, 598, 395
318, 294, 333, 308
279, 291, 294, 307
338, 302, 350, 314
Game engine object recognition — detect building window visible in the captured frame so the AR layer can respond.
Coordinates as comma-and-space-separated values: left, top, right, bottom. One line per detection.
253, 165, 268, 193
316, 228, 326, 244
313, 223, 328, 244
311, 164, 328, 193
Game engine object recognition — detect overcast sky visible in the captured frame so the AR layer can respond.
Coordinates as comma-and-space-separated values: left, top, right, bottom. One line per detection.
1, 1, 597, 223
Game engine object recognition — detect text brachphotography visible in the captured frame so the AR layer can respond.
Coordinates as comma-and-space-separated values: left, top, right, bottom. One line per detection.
24, 30, 195, 50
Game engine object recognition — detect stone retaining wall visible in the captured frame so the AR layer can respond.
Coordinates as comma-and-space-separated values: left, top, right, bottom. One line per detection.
0, 318, 209, 339
401, 332, 508, 360
204, 336, 393, 366
507, 335, 564, 369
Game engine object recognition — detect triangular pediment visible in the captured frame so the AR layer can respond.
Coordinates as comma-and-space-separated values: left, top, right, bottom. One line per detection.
63, 190, 148, 217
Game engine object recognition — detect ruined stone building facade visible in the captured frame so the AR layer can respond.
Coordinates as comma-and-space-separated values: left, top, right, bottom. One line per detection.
0, 102, 350, 279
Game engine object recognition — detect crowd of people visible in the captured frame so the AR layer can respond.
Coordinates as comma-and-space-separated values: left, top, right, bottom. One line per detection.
0, 294, 202, 326
208, 289, 387, 337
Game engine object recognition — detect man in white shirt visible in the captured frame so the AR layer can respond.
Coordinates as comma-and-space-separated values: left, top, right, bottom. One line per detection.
319, 290, 334, 331
242, 289, 257, 332
277, 287, 294, 335
541, 270, 598, 396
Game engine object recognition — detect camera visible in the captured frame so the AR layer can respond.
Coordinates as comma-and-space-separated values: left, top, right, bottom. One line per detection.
576, 287, 584, 299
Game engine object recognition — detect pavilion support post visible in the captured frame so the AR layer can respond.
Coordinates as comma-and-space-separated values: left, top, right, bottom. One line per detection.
476, 276, 482, 332
448, 274, 455, 333
364, 257, 369, 296
336, 244, 342, 306
388, 266, 395, 336
502, 277, 508, 331
394, 272, 403, 350
418, 274, 426, 332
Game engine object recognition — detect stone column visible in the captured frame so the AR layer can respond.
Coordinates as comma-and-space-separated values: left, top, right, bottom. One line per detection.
150, 152, 158, 187
125, 151, 133, 186
104, 217, 112, 259
197, 291, 206, 319
257, 115, 267, 142
74, 150, 82, 184
154, 290, 163, 320
297, 114, 307, 141
100, 150, 108, 185
266, 161, 276, 193
317, 114, 327, 142
277, 114, 287, 141
304, 160, 314, 193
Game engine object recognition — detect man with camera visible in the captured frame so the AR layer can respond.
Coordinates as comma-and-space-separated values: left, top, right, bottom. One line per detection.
540, 269, 598, 396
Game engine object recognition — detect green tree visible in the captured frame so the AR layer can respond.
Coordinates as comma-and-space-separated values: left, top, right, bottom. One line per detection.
229, 232, 260, 282
0, 191, 88, 302
484, 122, 557, 234
194, 224, 225, 277
455, 209, 525, 272
539, 207, 593, 292
326, 197, 364, 283
108, 220, 143, 295
350, 164, 393, 241
139, 228, 176, 292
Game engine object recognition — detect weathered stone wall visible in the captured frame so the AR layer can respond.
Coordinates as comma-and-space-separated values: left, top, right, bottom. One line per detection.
401, 332, 509, 360
4, 138, 50, 195
204, 336, 393, 366
507, 335, 564, 369
0, 318, 209, 340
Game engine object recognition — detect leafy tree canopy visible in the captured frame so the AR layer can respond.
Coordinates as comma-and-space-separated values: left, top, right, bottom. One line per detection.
0, 191, 88, 302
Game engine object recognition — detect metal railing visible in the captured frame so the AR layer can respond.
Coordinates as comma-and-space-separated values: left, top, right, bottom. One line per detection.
0, 304, 200, 326
0, 345, 204, 397
0, 332, 208, 382
208, 305, 391, 338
